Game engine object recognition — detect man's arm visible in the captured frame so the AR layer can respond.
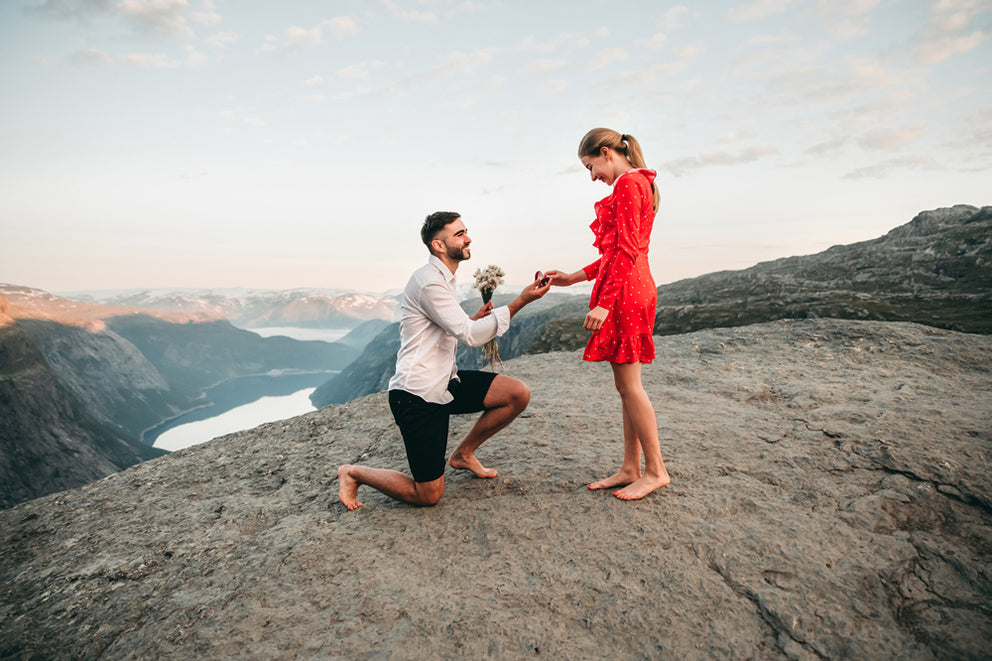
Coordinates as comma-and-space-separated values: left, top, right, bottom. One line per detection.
420, 281, 506, 348
507, 278, 552, 318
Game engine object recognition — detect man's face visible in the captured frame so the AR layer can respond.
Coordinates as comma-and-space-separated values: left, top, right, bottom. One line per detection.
435, 218, 471, 261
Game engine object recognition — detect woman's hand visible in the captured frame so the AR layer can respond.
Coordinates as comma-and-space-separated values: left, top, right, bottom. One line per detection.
544, 269, 585, 287
584, 306, 609, 331
471, 301, 494, 320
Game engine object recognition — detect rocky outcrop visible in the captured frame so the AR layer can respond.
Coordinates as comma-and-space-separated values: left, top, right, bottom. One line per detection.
1, 319, 989, 659
645, 204, 992, 338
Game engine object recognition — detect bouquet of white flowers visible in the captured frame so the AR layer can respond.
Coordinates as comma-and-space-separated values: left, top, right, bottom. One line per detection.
473, 264, 505, 370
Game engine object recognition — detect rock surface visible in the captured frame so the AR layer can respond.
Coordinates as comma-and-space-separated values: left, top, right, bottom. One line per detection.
2, 319, 990, 659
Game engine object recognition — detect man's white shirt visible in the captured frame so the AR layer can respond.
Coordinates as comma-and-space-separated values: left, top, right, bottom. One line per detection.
387, 255, 511, 404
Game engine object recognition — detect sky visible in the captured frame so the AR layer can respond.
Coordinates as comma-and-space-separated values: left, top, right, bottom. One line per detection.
1, 0, 990, 295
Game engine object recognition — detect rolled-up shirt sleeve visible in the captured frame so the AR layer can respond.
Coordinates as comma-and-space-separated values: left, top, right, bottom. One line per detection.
420, 281, 511, 348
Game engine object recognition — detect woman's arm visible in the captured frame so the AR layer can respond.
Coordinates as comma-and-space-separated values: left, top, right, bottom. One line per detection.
589, 175, 645, 311
544, 268, 590, 287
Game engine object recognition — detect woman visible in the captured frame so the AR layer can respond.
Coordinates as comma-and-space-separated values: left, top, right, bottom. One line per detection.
546, 128, 671, 500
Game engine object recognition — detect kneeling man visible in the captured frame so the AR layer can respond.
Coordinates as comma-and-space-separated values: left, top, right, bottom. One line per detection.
338, 211, 550, 508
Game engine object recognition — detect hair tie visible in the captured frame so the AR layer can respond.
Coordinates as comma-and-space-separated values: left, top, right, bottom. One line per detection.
620, 133, 628, 142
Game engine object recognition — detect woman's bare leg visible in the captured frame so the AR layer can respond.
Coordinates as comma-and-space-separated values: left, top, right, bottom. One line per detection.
588, 400, 643, 489
609, 362, 670, 500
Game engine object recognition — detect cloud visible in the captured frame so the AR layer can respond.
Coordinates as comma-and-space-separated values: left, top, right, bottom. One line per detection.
912, 0, 992, 64
527, 59, 567, 74
191, 0, 220, 26
205, 31, 238, 49
260, 35, 278, 53
520, 33, 590, 54
305, 75, 326, 87
22, 0, 113, 21
68, 48, 113, 64
638, 32, 667, 49
588, 48, 628, 70
728, 0, 795, 22
118, 0, 195, 40
857, 124, 925, 151
427, 48, 495, 77
336, 61, 383, 79
842, 156, 939, 179
294, 94, 325, 105
120, 44, 204, 68
284, 17, 359, 51
659, 5, 690, 30
539, 80, 567, 95
381, 0, 438, 23
815, 0, 881, 39
120, 52, 181, 68
804, 136, 848, 155
661, 145, 778, 177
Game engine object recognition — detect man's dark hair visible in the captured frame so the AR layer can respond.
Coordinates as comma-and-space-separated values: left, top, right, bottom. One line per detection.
421, 211, 461, 252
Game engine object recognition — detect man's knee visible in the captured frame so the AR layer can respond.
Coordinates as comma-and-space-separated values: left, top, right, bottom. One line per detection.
486, 375, 531, 411
413, 477, 445, 506
516, 381, 531, 409
507, 378, 530, 411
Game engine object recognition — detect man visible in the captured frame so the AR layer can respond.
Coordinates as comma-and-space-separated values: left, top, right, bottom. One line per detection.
338, 211, 551, 509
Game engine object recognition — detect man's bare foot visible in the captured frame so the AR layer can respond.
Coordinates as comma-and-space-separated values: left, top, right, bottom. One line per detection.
588, 469, 641, 490
613, 472, 670, 501
337, 465, 364, 510
448, 452, 498, 478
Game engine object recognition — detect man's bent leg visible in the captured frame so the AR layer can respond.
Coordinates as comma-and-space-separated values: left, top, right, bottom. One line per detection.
449, 374, 531, 478
338, 464, 444, 509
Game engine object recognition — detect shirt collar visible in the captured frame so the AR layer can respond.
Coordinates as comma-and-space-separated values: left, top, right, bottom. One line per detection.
428, 254, 456, 285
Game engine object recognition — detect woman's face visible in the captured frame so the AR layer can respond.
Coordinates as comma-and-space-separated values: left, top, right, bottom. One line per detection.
580, 147, 624, 186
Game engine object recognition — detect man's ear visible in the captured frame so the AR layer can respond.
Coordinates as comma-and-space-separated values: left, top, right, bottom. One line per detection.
431, 238, 444, 255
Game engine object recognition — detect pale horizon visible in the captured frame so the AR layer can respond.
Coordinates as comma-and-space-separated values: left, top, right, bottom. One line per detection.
1, 1, 989, 295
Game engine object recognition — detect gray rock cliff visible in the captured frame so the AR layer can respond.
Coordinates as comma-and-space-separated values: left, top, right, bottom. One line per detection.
0, 305, 166, 508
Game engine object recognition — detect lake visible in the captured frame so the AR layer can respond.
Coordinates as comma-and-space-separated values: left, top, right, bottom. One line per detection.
146, 325, 353, 452
152, 386, 319, 452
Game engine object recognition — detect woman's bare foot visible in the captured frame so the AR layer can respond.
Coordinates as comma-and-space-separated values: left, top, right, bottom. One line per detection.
448, 452, 498, 478
613, 471, 670, 501
337, 465, 364, 510
588, 468, 641, 490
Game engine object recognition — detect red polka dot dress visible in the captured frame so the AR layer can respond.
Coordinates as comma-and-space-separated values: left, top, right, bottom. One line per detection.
582, 168, 658, 364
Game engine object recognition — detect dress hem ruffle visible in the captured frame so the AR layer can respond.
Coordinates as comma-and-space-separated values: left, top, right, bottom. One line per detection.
583, 332, 655, 364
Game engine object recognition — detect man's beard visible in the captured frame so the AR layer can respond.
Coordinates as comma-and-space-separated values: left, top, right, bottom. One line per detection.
445, 244, 470, 261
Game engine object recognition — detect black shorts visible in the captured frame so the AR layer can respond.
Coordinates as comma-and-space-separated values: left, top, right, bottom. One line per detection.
388, 370, 498, 483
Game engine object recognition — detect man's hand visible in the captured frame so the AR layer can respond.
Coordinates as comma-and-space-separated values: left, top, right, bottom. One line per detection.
471, 301, 494, 320
507, 276, 552, 317
584, 306, 609, 331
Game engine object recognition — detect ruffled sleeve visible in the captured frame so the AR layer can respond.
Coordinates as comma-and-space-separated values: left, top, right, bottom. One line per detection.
590, 172, 649, 311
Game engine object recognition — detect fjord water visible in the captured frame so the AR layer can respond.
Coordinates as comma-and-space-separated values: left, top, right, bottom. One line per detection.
152, 386, 320, 452
147, 326, 352, 451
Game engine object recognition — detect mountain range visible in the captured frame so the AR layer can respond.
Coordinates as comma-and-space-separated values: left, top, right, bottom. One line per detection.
68, 287, 401, 329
